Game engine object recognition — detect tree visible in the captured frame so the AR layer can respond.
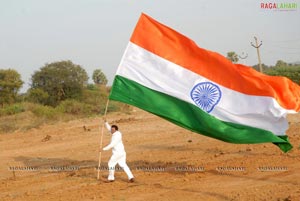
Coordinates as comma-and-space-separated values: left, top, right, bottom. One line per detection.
30, 60, 88, 106
92, 69, 108, 85
0, 69, 23, 107
275, 60, 288, 67
226, 52, 239, 63
252, 63, 269, 72
265, 64, 300, 85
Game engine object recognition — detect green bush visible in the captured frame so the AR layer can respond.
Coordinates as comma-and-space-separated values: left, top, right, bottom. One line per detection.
31, 104, 60, 119
0, 103, 25, 116
27, 88, 49, 104
107, 101, 121, 113
86, 84, 98, 91
57, 99, 92, 115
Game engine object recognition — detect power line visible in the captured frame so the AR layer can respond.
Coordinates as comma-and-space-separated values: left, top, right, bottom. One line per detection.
266, 45, 300, 50
264, 50, 300, 55
264, 38, 300, 43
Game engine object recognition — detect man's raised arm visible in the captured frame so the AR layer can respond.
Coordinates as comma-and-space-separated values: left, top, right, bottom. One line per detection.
105, 122, 111, 132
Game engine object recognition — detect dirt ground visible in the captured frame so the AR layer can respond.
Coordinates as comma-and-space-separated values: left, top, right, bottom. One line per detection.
0, 109, 300, 201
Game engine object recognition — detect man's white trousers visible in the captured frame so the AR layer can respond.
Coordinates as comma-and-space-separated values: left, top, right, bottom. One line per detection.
108, 152, 133, 181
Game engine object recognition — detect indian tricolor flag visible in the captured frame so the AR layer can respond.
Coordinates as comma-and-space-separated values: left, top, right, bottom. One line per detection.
109, 13, 300, 152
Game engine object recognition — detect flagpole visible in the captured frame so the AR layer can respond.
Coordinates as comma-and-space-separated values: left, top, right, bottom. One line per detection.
97, 99, 110, 180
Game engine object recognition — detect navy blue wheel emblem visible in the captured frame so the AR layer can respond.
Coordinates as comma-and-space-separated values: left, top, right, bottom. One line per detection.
190, 82, 222, 113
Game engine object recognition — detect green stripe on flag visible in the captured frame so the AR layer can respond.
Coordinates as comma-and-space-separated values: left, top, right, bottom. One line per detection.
109, 75, 292, 152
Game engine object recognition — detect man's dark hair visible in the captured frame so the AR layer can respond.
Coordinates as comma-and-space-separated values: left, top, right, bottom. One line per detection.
111, 125, 118, 130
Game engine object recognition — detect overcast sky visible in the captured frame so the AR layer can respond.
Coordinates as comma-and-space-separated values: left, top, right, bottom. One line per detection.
1, 0, 299, 92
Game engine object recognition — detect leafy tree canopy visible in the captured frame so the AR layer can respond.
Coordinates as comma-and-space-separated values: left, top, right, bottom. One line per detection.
92, 69, 108, 85
30, 60, 88, 106
0, 69, 23, 106
226, 51, 239, 63
253, 60, 300, 85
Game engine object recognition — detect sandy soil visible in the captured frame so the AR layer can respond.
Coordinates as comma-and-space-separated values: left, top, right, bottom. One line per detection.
0, 109, 300, 201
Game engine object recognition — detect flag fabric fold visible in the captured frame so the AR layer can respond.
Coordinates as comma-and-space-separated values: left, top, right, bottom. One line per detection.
109, 13, 300, 152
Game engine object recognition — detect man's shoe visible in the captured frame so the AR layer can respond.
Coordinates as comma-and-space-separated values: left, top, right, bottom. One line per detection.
129, 178, 135, 183
104, 180, 114, 183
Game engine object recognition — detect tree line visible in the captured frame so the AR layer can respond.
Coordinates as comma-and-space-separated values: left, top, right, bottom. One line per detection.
0, 60, 123, 133
0, 60, 108, 107
227, 52, 300, 85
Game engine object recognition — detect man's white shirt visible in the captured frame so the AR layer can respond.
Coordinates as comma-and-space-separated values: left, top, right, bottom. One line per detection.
103, 122, 125, 155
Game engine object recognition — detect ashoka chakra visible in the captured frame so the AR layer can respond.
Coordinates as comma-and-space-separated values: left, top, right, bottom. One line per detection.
190, 82, 222, 113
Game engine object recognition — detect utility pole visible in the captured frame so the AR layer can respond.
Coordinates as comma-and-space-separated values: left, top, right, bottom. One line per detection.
251, 37, 263, 73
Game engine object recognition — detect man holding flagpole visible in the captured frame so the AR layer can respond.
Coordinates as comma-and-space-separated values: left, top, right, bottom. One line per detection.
101, 119, 134, 183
